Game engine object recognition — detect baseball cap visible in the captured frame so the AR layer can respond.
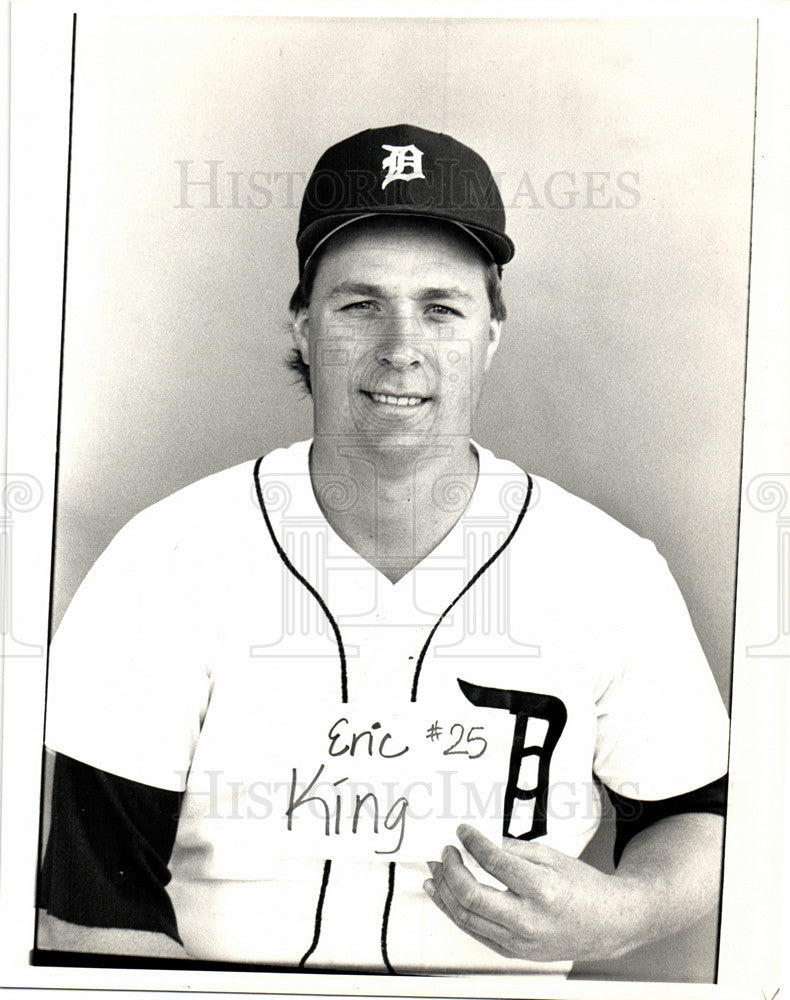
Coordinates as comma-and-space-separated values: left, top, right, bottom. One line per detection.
296, 124, 515, 276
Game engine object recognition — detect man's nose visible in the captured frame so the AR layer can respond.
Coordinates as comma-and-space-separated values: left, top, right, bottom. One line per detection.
376, 312, 423, 370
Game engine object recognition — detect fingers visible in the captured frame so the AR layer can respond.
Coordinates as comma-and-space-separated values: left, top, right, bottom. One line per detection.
432, 846, 514, 924
456, 824, 545, 893
423, 829, 592, 963
423, 875, 514, 958
500, 834, 564, 865
424, 858, 521, 958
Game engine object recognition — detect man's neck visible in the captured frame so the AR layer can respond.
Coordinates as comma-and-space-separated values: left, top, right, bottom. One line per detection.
309, 436, 479, 583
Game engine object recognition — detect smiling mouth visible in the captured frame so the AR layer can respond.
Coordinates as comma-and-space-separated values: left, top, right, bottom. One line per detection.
362, 391, 431, 408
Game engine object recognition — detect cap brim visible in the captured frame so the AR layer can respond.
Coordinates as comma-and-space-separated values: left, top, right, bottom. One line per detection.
298, 210, 515, 274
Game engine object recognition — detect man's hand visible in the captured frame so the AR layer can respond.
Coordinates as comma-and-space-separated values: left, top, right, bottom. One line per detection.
424, 824, 632, 962
424, 815, 723, 963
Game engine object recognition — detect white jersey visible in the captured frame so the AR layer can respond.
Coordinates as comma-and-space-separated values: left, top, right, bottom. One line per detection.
45, 439, 729, 974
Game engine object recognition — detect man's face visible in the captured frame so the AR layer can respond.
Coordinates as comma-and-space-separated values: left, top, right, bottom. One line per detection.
293, 219, 501, 460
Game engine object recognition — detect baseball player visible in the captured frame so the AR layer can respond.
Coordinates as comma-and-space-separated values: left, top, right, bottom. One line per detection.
38, 125, 729, 977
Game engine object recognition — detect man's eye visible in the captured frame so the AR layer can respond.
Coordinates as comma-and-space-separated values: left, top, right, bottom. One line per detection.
342, 300, 377, 312
427, 304, 460, 317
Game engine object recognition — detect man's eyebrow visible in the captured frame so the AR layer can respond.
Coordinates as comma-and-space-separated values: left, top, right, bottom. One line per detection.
417, 286, 475, 302
326, 282, 475, 301
326, 282, 386, 299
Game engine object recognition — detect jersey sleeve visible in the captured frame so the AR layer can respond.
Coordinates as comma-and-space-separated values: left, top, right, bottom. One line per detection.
45, 506, 213, 792
605, 773, 728, 866
38, 753, 183, 940
592, 541, 730, 801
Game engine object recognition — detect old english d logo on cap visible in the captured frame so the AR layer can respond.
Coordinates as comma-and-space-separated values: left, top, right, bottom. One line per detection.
380, 144, 425, 189
296, 124, 516, 275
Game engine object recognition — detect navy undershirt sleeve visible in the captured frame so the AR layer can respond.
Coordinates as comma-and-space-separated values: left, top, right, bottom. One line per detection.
38, 753, 184, 943
605, 773, 728, 867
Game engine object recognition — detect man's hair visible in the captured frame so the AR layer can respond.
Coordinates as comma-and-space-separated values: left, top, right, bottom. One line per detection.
285, 227, 507, 396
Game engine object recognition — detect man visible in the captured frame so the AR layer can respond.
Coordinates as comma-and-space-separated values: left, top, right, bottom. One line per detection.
38, 125, 729, 977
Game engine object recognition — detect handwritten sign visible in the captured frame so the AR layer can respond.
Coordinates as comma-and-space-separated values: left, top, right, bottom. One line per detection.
201, 702, 512, 864
282, 708, 510, 860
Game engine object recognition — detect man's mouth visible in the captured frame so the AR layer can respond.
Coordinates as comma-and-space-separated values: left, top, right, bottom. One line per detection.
362, 390, 431, 408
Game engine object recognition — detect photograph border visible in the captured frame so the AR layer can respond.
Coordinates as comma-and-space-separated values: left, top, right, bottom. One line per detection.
2, 2, 788, 998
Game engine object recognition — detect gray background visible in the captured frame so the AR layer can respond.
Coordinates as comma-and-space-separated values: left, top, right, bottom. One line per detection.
51, 14, 755, 982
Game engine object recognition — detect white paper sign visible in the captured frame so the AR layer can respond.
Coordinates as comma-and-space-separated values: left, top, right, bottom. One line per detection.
196, 702, 513, 864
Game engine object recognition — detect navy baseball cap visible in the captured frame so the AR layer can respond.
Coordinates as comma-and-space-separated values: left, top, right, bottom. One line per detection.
296, 124, 515, 276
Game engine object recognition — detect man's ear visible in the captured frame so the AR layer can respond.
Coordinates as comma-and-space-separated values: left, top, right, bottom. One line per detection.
292, 310, 310, 366
484, 318, 502, 371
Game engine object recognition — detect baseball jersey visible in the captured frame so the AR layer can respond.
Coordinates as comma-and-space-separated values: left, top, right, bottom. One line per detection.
43, 439, 730, 974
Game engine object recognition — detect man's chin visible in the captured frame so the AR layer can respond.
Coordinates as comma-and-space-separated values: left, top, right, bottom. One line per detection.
312, 394, 477, 457
314, 428, 475, 469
